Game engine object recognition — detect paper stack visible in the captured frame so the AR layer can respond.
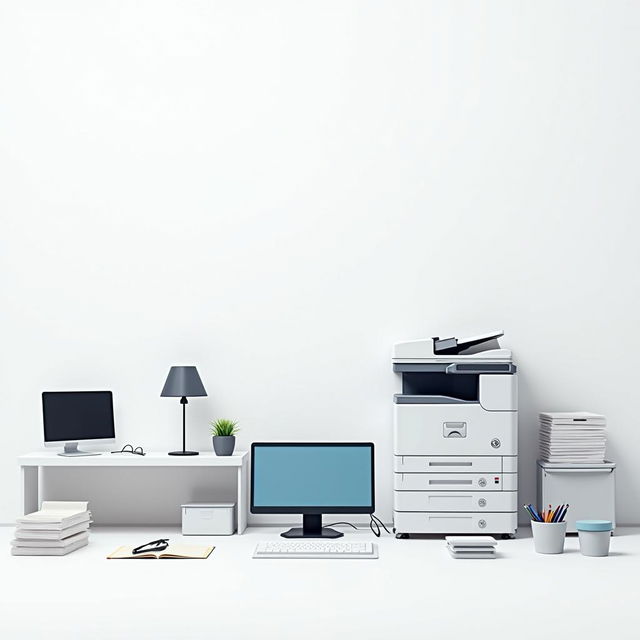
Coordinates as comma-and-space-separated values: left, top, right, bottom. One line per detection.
446, 536, 497, 559
11, 501, 91, 556
539, 412, 607, 464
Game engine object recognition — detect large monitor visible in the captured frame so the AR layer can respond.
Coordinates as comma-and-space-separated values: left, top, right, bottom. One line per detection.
251, 442, 374, 538
42, 391, 115, 457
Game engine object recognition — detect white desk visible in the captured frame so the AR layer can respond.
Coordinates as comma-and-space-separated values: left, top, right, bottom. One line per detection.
18, 451, 249, 533
1, 524, 639, 638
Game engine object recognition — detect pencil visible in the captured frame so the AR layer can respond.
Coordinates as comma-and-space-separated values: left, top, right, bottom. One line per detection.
530, 505, 543, 522
559, 504, 569, 523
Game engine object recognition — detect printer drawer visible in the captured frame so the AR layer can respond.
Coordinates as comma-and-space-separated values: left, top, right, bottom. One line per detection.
393, 510, 517, 535
394, 404, 517, 456
394, 472, 517, 492
394, 455, 503, 474
394, 490, 518, 512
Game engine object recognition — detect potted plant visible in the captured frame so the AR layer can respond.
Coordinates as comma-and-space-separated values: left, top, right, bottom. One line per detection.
210, 419, 239, 456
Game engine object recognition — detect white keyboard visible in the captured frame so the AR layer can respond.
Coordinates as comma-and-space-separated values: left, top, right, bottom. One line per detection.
253, 541, 378, 559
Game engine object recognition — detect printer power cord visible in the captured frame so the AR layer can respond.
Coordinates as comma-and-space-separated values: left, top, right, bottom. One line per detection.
324, 514, 391, 538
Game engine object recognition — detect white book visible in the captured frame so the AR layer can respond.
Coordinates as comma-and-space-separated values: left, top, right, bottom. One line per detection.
11, 531, 89, 548
17, 502, 90, 527
445, 536, 497, 548
15, 513, 91, 531
15, 521, 91, 541
540, 412, 605, 422
448, 548, 496, 559
11, 538, 88, 556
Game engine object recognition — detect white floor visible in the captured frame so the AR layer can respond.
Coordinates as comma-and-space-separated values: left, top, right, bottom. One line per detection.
0, 525, 638, 640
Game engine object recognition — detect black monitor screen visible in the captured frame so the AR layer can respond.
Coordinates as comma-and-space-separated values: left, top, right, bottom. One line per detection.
42, 391, 115, 442
251, 443, 374, 514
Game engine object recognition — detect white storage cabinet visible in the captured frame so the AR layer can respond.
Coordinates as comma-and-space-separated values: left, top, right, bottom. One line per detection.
537, 461, 615, 533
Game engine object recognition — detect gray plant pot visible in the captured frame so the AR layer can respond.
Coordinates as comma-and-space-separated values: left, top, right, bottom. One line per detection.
213, 435, 236, 456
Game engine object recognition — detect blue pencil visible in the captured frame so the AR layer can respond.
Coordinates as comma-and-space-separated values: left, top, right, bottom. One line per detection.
524, 505, 535, 521
529, 504, 543, 522
527, 504, 542, 522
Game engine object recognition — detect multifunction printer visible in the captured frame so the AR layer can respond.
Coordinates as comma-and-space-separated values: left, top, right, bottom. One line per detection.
392, 331, 518, 538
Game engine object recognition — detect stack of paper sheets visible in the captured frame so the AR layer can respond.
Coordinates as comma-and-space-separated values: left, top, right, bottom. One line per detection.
446, 536, 497, 559
539, 412, 607, 464
11, 501, 91, 556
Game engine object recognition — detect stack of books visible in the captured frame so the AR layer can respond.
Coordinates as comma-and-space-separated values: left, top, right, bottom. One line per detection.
11, 501, 91, 556
446, 536, 497, 559
539, 412, 607, 464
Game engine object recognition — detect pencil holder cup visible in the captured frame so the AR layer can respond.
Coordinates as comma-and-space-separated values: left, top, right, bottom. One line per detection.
531, 520, 566, 554
576, 520, 613, 557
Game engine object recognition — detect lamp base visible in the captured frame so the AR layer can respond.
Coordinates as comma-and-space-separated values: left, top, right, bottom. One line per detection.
168, 450, 199, 456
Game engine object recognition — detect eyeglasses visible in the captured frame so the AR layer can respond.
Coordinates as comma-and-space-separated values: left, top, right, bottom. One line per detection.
111, 444, 145, 456
132, 538, 169, 555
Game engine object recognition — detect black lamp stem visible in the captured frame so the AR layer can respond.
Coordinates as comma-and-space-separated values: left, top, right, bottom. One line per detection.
180, 396, 188, 453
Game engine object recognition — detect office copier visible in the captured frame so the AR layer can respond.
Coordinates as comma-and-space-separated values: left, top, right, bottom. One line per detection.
392, 331, 518, 538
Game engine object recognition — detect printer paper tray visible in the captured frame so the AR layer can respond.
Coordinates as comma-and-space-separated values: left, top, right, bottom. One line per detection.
395, 472, 517, 492
394, 455, 517, 474
393, 511, 517, 535
395, 491, 517, 512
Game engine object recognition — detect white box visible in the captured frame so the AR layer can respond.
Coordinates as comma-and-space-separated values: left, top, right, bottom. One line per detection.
537, 461, 615, 533
181, 503, 236, 536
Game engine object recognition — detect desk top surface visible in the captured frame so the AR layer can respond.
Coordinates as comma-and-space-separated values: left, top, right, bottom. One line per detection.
2, 525, 639, 638
18, 451, 248, 466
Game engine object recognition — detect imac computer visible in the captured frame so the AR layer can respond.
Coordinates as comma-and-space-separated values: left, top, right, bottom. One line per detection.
251, 442, 374, 538
42, 391, 115, 456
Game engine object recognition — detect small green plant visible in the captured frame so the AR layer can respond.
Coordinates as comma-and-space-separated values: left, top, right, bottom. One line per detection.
210, 419, 240, 437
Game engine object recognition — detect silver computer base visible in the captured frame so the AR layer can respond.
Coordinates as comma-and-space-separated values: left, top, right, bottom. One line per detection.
57, 442, 102, 457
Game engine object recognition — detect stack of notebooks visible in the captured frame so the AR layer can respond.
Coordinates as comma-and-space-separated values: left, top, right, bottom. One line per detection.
539, 412, 607, 464
446, 536, 497, 559
11, 501, 91, 556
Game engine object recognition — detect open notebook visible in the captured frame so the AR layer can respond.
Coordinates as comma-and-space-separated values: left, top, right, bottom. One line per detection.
107, 544, 214, 560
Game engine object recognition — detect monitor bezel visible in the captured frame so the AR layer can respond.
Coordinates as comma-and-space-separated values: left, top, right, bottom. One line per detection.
250, 442, 375, 515
42, 390, 116, 445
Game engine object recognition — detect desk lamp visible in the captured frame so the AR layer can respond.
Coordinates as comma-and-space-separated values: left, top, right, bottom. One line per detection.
161, 366, 207, 456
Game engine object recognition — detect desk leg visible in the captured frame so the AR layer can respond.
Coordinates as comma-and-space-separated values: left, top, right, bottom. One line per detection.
20, 466, 39, 515
237, 460, 248, 534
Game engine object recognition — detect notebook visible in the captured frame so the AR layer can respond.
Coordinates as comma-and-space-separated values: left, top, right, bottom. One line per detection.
11, 538, 88, 556
11, 531, 89, 548
15, 521, 91, 541
446, 536, 497, 559
446, 536, 497, 548
107, 544, 214, 560
448, 548, 496, 559
17, 501, 90, 528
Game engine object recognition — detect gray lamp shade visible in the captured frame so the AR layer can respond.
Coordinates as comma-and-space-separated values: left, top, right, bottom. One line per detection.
161, 366, 207, 398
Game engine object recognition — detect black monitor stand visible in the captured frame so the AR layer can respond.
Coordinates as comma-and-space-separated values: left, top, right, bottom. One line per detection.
281, 514, 344, 539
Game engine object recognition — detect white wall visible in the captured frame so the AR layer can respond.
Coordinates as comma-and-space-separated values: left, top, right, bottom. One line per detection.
1, 1, 639, 525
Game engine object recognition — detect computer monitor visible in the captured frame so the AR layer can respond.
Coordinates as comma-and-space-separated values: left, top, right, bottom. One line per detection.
251, 442, 374, 538
42, 391, 115, 457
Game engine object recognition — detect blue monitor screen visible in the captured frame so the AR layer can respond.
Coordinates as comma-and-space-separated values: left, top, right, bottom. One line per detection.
252, 444, 373, 509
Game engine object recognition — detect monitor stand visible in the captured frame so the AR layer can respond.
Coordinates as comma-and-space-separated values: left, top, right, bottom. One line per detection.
281, 514, 344, 539
58, 442, 101, 457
